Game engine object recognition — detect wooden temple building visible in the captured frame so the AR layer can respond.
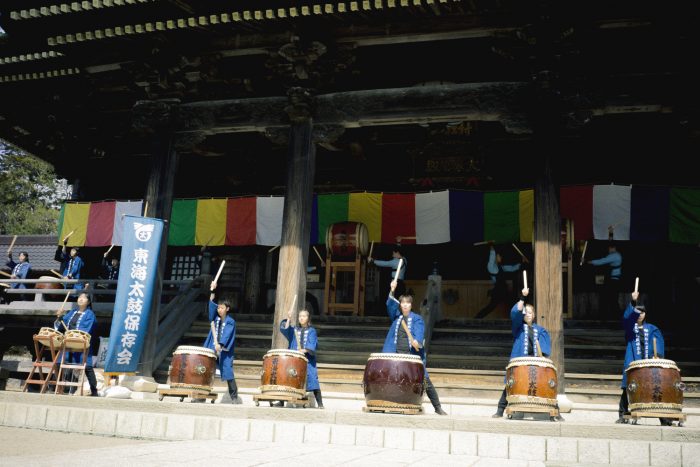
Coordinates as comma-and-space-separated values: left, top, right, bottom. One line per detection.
1, 1, 699, 398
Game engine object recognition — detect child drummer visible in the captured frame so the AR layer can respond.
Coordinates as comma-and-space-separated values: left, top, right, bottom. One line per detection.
54, 292, 99, 396
492, 286, 552, 418
203, 281, 239, 404
280, 308, 324, 409
384, 280, 447, 415
617, 289, 671, 425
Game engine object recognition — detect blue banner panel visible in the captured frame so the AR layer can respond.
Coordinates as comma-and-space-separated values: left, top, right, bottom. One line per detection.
104, 216, 164, 373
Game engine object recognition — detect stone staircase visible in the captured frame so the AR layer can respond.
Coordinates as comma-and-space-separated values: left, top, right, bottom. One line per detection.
155, 313, 700, 407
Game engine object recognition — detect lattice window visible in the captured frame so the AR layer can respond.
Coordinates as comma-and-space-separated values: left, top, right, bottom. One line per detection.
170, 255, 201, 281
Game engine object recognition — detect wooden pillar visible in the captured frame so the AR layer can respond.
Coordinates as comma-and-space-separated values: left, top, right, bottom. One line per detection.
134, 99, 180, 376
271, 88, 316, 349
534, 160, 565, 392
244, 250, 263, 314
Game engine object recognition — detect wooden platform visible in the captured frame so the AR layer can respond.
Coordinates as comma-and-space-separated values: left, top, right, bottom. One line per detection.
625, 411, 687, 426
253, 393, 310, 407
158, 387, 217, 403
363, 401, 423, 415
506, 405, 560, 420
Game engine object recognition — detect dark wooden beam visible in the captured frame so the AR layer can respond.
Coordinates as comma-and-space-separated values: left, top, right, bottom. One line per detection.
178, 82, 533, 136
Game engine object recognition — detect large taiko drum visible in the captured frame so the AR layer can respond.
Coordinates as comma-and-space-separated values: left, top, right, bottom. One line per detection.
169, 345, 218, 392
325, 222, 369, 259
505, 357, 559, 412
363, 353, 425, 412
35, 327, 64, 348
260, 349, 308, 398
626, 358, 685, 415
37, 276, 63, 300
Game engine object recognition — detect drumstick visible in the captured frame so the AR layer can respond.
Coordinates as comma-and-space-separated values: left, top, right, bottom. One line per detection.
579, 240, 588, 266
50, 269, 64, 279
0, 282, 10, 288
105, 244, 114, 256
473, 240, 494, 246
7, 235, 17, 254
653, 338, 657, 359
289, 294, 298, 326
312, 245, 325, 266
368, 241, 374, 259
62, 230, 75, 243
0, 271, 11, 278
395, 258, 404, 282
634, 277, 639, 294
213, 260, 226, 284
523, 270, 528, 290
400, 319, 420, 350
142, 201, 149, 217
512, 243, 528, 262
268, 244, 280, 253
535, 339, 543, 358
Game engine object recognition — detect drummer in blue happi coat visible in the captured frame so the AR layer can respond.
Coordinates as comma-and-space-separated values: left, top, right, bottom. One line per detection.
203, 281, 239, 403
280, 308, 324, 409
384, 280, 447, 415
616, 289, 671, 425
60, 241, 84, 290
6, 251, 31, 300
54, 292, 99, 396
492, 287, 552, 418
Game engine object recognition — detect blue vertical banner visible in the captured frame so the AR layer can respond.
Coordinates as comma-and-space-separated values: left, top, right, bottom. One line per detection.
104, 215, 165, 373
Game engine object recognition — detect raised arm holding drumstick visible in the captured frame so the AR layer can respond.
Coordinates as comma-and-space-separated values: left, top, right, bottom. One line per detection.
617, 285, 671, 425
381, 280, 447, 415
202, 276, 240, 404
492, 282, 553, 419
475, 242, 528, 319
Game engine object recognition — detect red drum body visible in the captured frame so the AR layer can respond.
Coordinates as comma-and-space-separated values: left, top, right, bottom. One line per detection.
626, 358, 684, 415
325, 222, 369, 259
363, 353, 425, 411
169, 346, 217, 392
260, 349, 308, 398
505, 357, 559, 411
37, 276, 63, 300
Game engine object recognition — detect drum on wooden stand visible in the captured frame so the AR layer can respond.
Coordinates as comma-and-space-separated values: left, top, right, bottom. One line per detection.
259, 349, 308, 398
325, 222, 369, 260
35, 327, 64, 348
63, 330, 91, 352
626, 358, 685, 416
169, 345, 218, 392
362, 353, 425, 414
505, 357, 559, 414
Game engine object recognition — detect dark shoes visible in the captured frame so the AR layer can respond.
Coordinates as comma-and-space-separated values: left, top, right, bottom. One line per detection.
492, 412, 503, 418
660, 418, 673, 426
230, 396, 242, 404
317, 405, 325, 409
434, 406, 447, 416
615, 417, 629, 424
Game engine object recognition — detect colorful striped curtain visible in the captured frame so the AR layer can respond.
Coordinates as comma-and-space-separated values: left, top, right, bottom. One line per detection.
57, 185, 700, 248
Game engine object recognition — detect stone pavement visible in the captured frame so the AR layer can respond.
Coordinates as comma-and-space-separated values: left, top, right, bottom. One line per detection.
0, 428, 548, 467
2, 390, 700, 465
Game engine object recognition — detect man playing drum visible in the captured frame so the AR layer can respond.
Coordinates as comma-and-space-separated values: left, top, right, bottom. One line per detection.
203, 281, 240, 403
384, 281, 447, 415
55, 292, 99, 396
492, 287, 552, 418
617, 290, 672, 425
370, 245, 407, 297
6, 251, 31, 301
280, 309, 324, 409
